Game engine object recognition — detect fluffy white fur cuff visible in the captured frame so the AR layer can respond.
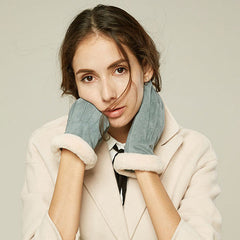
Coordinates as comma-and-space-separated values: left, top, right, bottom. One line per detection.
113, 153, 164, 178
51, 133, 97, 170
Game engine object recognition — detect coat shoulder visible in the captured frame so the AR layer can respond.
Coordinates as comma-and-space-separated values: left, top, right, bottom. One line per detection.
29, 115, 68, 147
178, 127, 217, 160
180, 127, 212, 145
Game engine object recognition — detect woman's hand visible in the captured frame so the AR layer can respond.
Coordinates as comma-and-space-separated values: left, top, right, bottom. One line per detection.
125, 81, 165, 155
113, 81, 165, 177
65, 98, 109, 149
51, 98, 109, 170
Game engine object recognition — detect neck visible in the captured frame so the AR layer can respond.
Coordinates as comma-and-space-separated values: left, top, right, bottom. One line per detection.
108, 122, 132, 143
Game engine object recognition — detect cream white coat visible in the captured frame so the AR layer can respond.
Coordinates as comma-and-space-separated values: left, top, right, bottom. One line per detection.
21, 103, 222, 240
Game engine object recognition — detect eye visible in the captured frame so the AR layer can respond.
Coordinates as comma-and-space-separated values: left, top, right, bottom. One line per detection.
81, 75, 93, 82
115, 67, 127, 75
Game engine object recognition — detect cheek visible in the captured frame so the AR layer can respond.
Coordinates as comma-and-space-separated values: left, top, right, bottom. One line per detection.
76, 85, 100, 107
130, 81, 144, 109
130, 70, 144, 103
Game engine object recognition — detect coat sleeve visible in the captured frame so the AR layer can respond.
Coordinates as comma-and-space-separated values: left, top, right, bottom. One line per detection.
172, 137, 222, 240
21, 134, 80, 240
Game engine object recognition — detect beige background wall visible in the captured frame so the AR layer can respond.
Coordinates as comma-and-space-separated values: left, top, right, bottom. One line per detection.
1, 0, 239, 239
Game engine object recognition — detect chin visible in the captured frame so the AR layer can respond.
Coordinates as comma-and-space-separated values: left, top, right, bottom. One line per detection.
109, 121, 125, 129
108, 118, 132, 130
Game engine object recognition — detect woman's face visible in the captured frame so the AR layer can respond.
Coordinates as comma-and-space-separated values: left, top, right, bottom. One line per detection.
72, 33, 152, 140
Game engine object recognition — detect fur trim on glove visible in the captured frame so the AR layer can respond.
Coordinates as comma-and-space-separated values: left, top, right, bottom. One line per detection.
51, 133, 97, 170
113, 153, 164, 178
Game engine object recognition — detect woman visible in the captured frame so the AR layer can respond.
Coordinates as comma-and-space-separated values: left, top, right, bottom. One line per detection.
21, 4, 221, 240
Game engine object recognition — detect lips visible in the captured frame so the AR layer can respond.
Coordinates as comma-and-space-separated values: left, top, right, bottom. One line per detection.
103, 106, 126, 118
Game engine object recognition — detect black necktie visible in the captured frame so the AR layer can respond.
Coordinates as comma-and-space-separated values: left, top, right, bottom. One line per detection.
112, 144, 128, 205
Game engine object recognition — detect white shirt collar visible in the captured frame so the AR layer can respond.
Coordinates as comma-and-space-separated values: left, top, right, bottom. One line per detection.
106, 134, 125, 151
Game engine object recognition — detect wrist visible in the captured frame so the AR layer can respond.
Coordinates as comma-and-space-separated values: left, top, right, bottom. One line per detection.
135, 170, 158, 180
61, 149, 85, 166
60, 149, 86, 175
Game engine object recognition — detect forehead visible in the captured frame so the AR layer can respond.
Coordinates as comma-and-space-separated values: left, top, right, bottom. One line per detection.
72, 33, 135, 71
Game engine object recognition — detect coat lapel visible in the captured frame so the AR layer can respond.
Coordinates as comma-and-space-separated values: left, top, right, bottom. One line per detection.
84, 140, 130, 239
123, 178, 147, 238
154, 104, 184, 173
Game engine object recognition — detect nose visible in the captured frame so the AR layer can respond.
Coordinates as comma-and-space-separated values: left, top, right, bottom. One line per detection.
101, 78, 117, 102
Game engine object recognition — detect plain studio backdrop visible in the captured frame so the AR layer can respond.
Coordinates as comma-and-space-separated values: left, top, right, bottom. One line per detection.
0, 0, 239, 239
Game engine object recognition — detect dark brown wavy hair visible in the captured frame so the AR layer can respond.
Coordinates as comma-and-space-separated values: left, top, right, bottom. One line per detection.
59, 4, 162, 137
60, 4, 162, 99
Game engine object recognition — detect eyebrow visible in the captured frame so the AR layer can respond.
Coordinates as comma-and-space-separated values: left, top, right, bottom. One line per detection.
75, 59, 127, 75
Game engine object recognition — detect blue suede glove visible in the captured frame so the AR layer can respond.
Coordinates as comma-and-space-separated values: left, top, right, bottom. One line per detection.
125, 81, 165, 154
51, 98, 109, 170
114, 81, 165, 177
65, 98, 109, 149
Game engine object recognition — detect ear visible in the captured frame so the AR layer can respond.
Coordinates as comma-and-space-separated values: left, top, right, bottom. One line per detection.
143, 64, 154, 83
